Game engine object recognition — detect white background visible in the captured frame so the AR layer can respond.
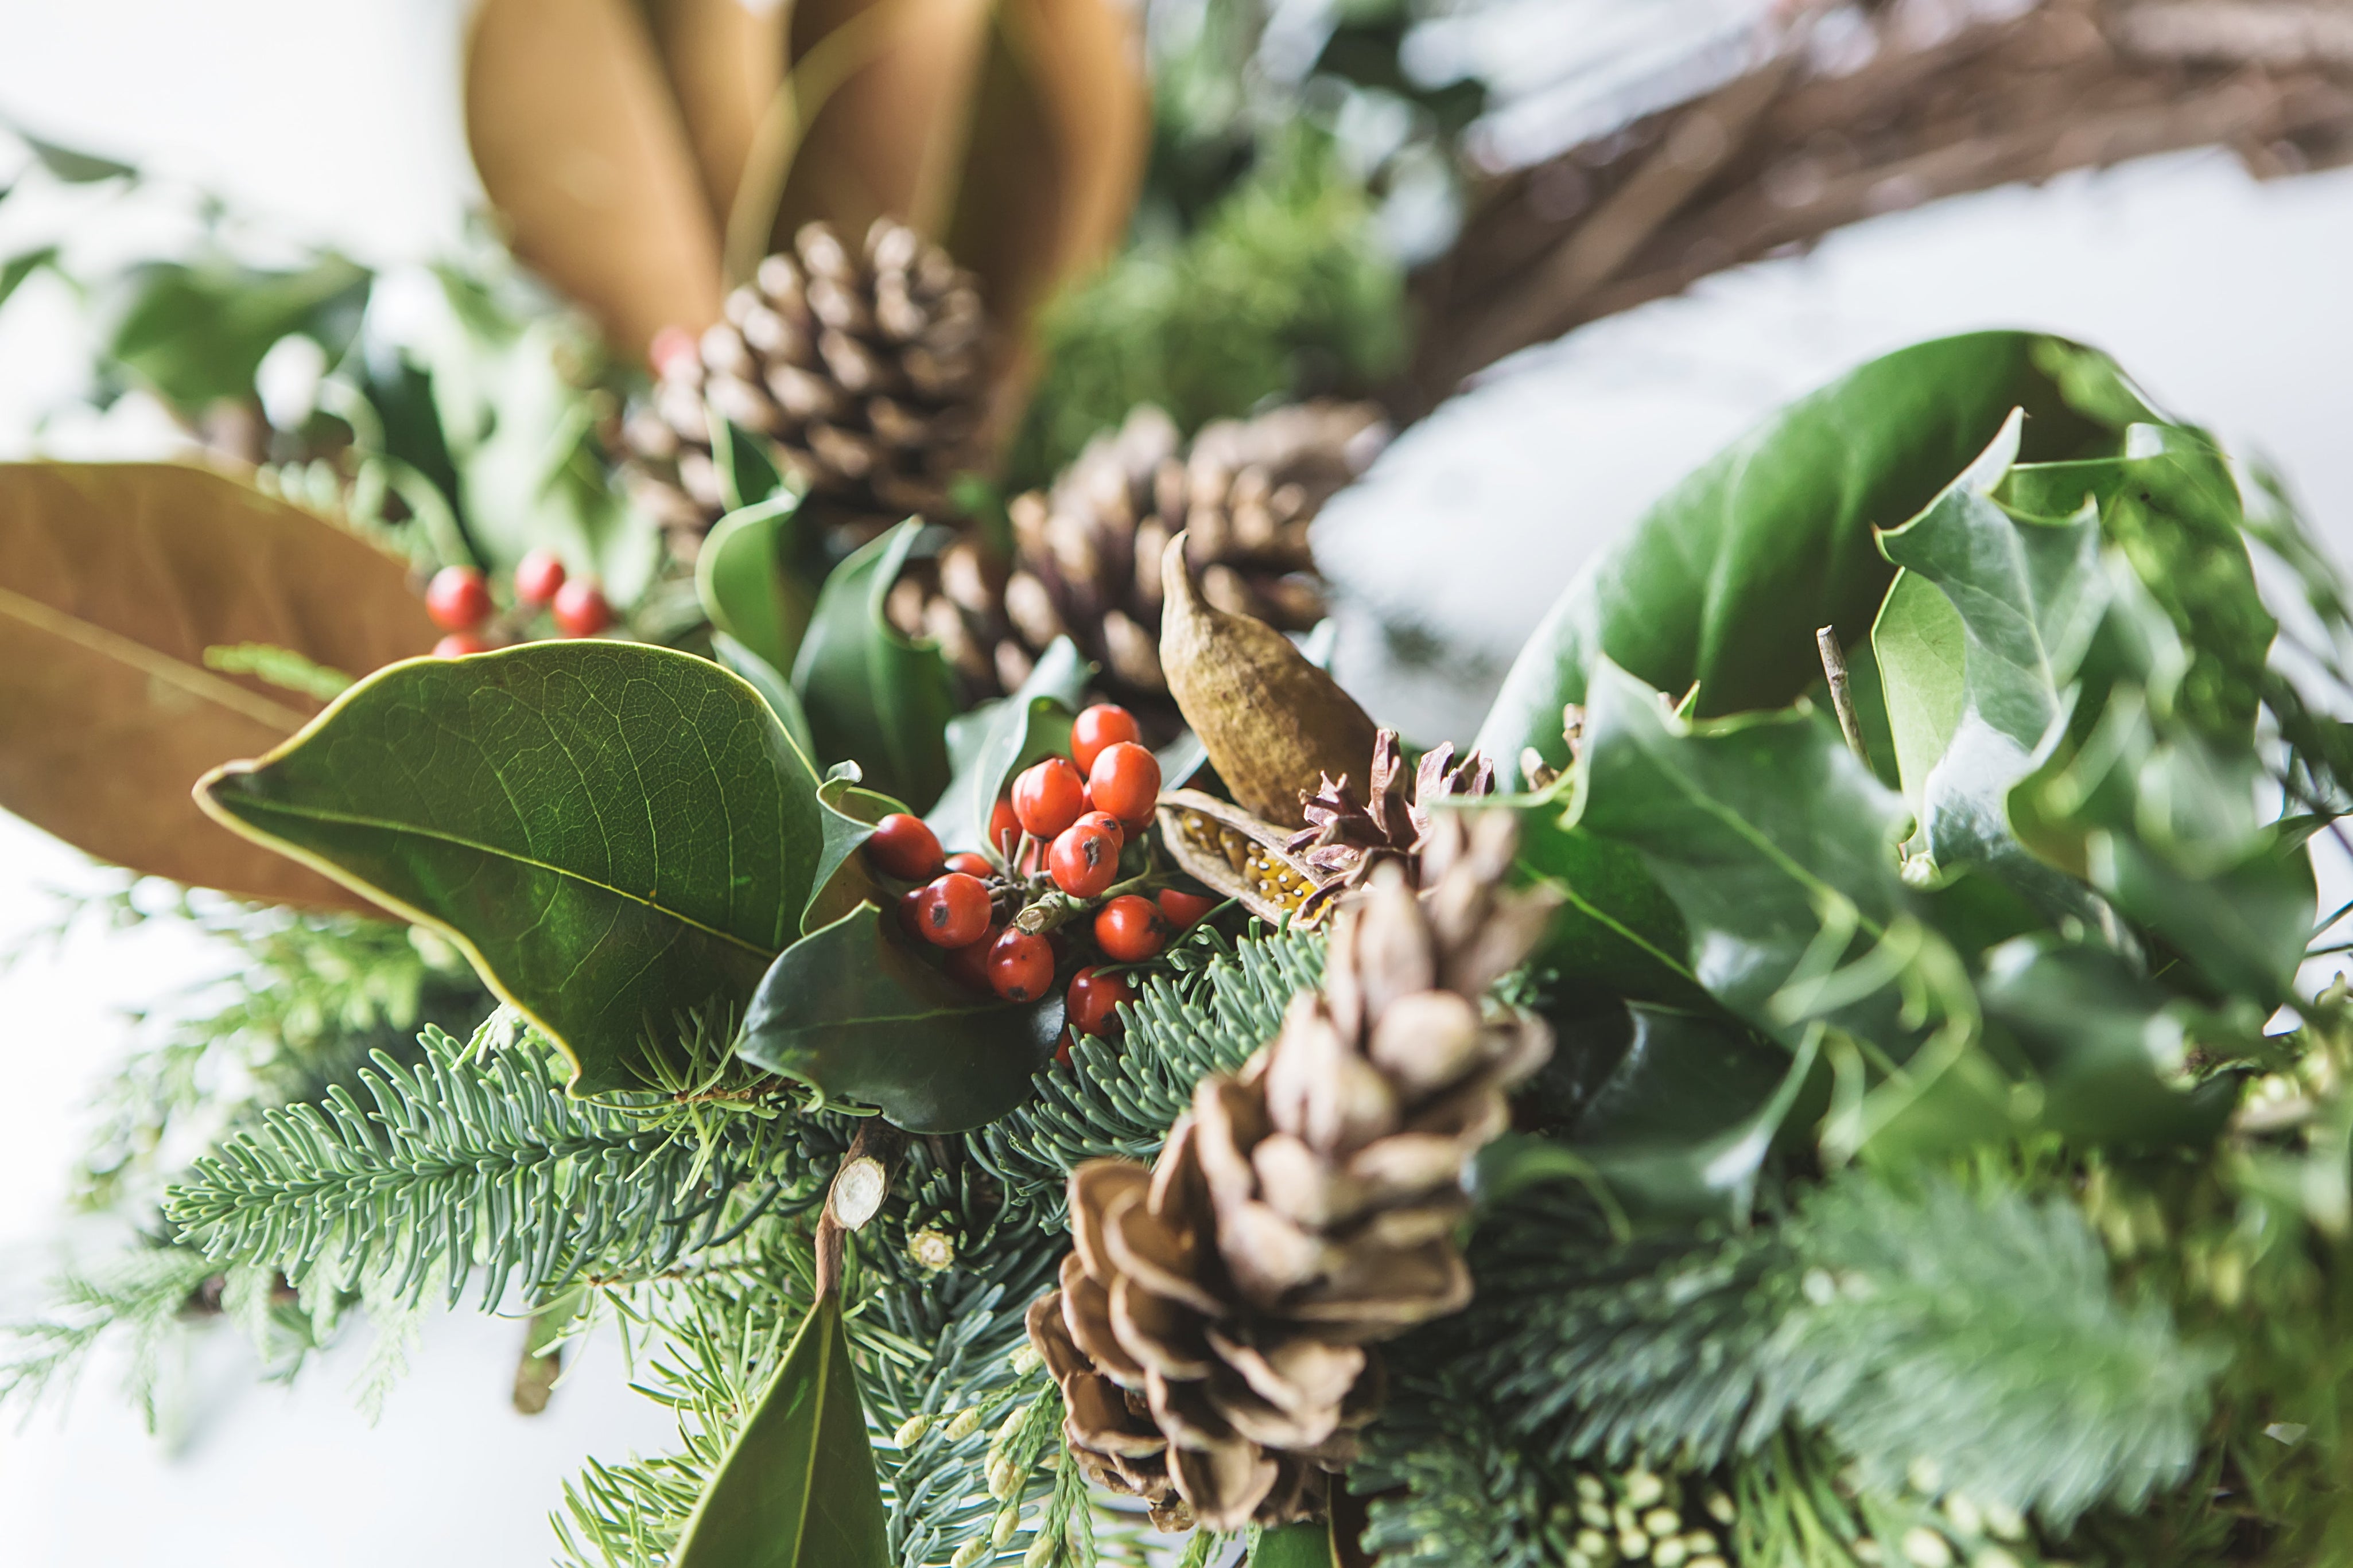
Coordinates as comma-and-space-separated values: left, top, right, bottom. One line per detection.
5, 3, 2353, 1565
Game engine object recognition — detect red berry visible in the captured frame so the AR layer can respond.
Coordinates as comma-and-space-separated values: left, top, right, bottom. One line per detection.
987, 798, 1022, 859
1049, 822, 1121, 899
1011, 757, 1087, 839
1074, 810, 1125, 848
945, 925, 1000, 991
896, 885, 935, 939
1087, 742, 1161, 825
946, 851, 994, 878
865, 814, 945, 880
1066, 966, 1135, 1038
514, 548, 567, 606
552, 578, 613, 637
1156, 888, 1218, 929
1070, 704, 1140, 775
425, 566, 492, 631
649, 325, 701, 381
987, 929, 1053, 1002
1094, 894, 1170, 962
432, 631, 492, 658
917, 873, 991, 948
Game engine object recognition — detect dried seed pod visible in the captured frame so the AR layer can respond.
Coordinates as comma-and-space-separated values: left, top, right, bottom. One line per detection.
1156, 789, 1335, 928
1159, 533, 1380, 828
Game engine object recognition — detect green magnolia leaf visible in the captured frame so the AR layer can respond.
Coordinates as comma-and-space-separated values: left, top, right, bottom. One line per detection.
1873, 410, 2111, 924
1568, 660, 1914, 1044
103, 256, 371, 410
1508, 785, 1705, 1008
198, 641, 824, 1092
1252, 1519, 1338, 1567
792, 521, 956, 809
1477, 331, 2123, 776
700, 495, 816, 678
670, 1293, 892, 1568
925, 636, 1093, 858
712, 630, 818, 765
737, 903, 1063, 1132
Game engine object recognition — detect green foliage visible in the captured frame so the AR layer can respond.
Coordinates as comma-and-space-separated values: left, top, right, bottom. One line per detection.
1011, 128, 1404, 487
165, 1022, 798, 1310
101, 254, 370, 410
700, 496, 816, 681
792, 523, 957, 810
0, 1244, 230, 1430
925, 639, 1093, 865
198, 641, 824, 1092
974, 924, 1325, 1220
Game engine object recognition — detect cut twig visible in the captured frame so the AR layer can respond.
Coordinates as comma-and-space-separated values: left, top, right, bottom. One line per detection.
1817, 625, 1873, 769
816, 1121, 906, 1300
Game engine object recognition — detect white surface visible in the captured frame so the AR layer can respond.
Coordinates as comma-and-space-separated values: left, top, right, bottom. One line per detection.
7, 2, 2353, 1564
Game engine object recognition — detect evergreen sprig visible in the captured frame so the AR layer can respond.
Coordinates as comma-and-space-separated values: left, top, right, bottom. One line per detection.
164, 1024, 795, 1310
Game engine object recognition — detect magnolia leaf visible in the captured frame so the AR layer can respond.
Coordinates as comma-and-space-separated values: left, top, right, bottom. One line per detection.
792, 521, 957, 808
1570, 660, 1913, 1042
753, 0, 1147, 402
464, 0, 725, 360
711, 631, 819, 767
738, 902, 1062, 1131
198, 642, 823, 1092
1252, 1520, 1339, 1568
925, 635, 1091, 857
671, 1293, 892, 1568
0, 462, 438, 911
1477, 332, 2125, 777
642, 0, 790, 229
700, 494, 816, 677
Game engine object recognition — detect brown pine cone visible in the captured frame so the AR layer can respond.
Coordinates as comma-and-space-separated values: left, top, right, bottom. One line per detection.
887, 402, 1388, 722
619, 217, 988, 559
1026, 810, 1557, 1531
1289, 730, 1498, 918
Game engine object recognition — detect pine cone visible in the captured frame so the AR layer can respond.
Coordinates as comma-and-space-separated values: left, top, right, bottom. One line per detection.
889, 402, 1387, 722
619, 218, 988, 559
1027, 811, 1558, 1531
1289, 732, 1498, 917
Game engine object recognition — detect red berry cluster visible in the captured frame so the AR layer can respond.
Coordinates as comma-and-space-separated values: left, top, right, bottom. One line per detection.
860, 703, 1224, 1055
423, 549, 613, 657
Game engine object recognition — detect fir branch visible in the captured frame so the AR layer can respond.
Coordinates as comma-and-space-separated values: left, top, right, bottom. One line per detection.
0, 1244, 221, 1429
165, 1024, 797, 1311
973, 925, 1323, 1221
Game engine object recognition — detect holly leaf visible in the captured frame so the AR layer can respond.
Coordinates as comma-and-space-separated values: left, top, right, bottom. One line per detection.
198, 642, 823, 1092
1476, 331, 2126, 777
700, 493, 816, 677
1509, 785, 1704, 1008
0, 462, 438, 911
670, 1293, 892, 1568
791, 521, 957, 809
925, 635, 1093, 858
737, 903, 1063, 1131
803, 771, 907, 935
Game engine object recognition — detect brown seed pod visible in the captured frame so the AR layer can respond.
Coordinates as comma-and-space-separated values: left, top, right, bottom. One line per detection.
1156, 789, 1337, 929
1158, 533, 1380, 828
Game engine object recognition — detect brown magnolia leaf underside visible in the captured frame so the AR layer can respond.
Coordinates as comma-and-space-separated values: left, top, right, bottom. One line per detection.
0, 462, 439, 911
642, 0, 790, 229
465, 0, 727, 360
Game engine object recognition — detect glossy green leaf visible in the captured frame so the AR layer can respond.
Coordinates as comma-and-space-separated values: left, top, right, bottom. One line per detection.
791, 522, 957, 810
21, 132, 137, 183
700, 495, 816, 678
925, 636, 1093, 858
803, 772, 908, 935
198, 642, 824, 1092
1873, 411, 2111, 924
671, 1293, 892, 1568
1508, 785, 1706, 1008
1568, 660, 1914, 1044
712, 631, 818, 766
705, 410, 790, 513
739, 903, 1063, 1131
0, 245, 57, 312
1871, 570, 1965, 829
1252, 1519, 1339, 1567
103, 255, 371, 410
1477, 331, 2123, 775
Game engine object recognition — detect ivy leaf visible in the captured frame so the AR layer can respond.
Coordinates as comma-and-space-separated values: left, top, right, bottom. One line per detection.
700, 493, 815, 677
737, 903, 1063, 1132
198, 642, 823, 1092
0, 461, 438, 912
670, 1293, 892, 1568
925, 636, 1093, 857
792, 521, 957, 810
1476, 331, 2125, 777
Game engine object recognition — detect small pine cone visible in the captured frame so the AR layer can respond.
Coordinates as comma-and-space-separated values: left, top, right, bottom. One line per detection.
1288, 731, 1498, 918
896, 402, 1388, 724
1027, 811, 1558, 1531
620, 217, 988, 559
